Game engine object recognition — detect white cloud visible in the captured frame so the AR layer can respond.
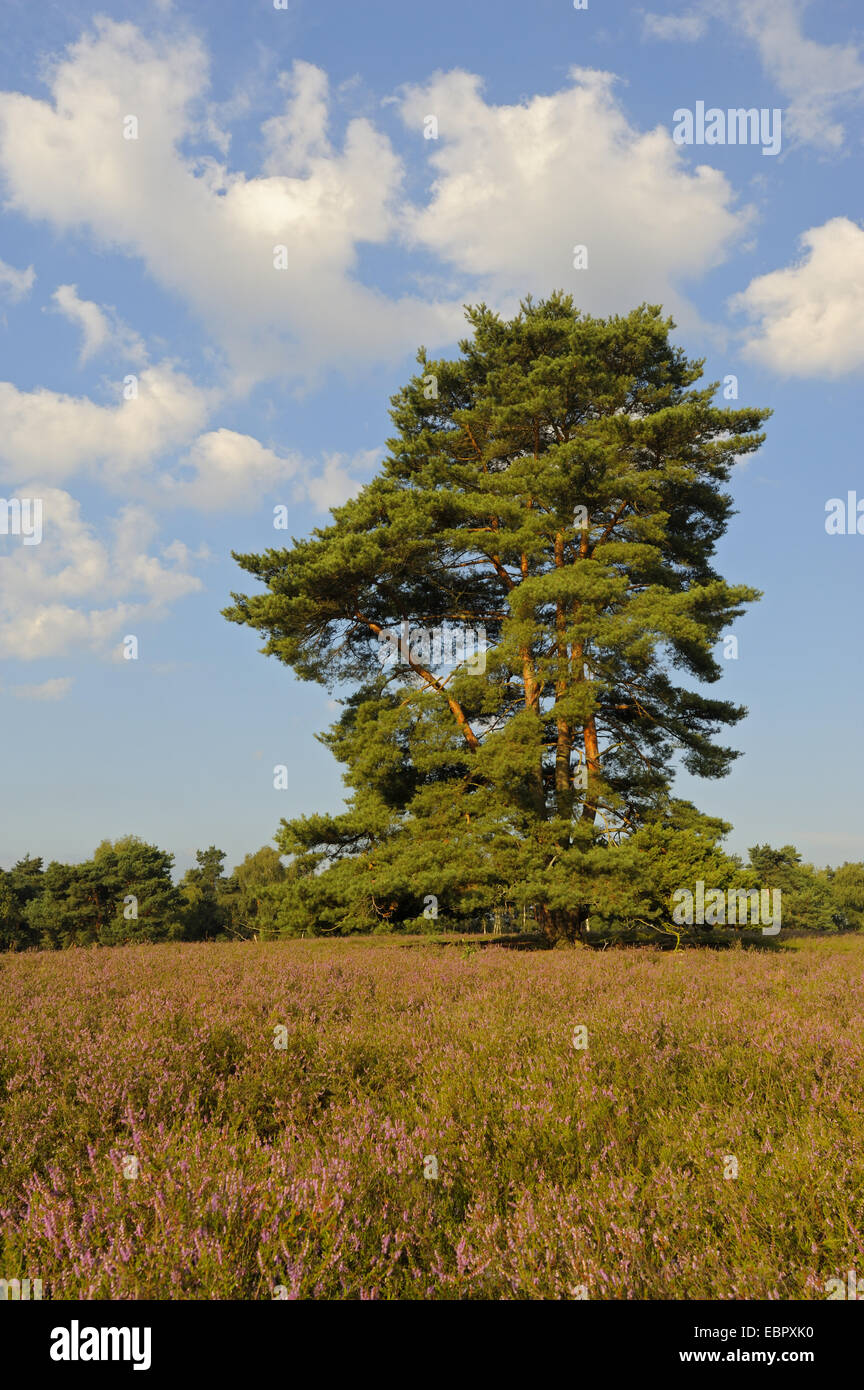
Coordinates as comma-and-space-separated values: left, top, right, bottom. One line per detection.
0, 21, 461, 388
162, 428, 301, 510
642, 11, 707, 42
296, 447, 380, 511
645, 2, 864, 151
262, 61, 331, 175
398, 68, 750, 325
733, 0, 864, 150
0, 255, 35, 302
161, 432, 380, 513
52, 285, 110, 362
4, 676, 73, 701
202, 88, 252, 157
0, 370, 379, 515
0, 21, 778, 666
732, 218, 864, 376
0, 488, 203, 659
0, 363, 212, 488
0, 20, 760, 391
50, 284, 147, 365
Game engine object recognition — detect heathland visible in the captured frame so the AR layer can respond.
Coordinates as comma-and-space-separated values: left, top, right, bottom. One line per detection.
1, 935, 861, 1299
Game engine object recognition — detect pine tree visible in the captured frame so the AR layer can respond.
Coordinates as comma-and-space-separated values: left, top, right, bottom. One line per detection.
95, 837, 184, 945
748, 844, 835, 933
226, 296, 770, 942
179, 847, 236, 940
830, 862, 864, 931
232, 846, 286, 938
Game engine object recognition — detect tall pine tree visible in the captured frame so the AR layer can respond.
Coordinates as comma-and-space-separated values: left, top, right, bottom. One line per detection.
225, 297, 770, 941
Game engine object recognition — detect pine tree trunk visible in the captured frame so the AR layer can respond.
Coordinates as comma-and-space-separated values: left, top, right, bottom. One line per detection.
535, 903, 585, 944
554, 537, 573, 820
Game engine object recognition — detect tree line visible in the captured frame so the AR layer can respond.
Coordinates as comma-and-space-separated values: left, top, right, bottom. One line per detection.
2, 822, 864, 950
0, 839, 286, 950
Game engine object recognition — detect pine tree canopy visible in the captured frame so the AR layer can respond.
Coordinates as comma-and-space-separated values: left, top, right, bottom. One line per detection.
225, 295, 770, 941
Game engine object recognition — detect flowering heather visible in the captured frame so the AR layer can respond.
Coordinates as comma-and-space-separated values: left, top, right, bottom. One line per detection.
0, 937, 862, 1300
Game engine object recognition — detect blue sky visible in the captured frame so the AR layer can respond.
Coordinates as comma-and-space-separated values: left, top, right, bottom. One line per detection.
1, 0, 863, 875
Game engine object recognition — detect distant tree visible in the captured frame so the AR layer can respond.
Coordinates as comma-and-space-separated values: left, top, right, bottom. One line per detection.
94, 837, 184, 945
5, 841, 183, 948
0, 872, 23, 950
180, 847, 235, 940
747, 844, 835, 932
828, 861, 864, 931
231, 847, 286, 938
0, 857, 44, 950
25, 860, 79, 948
8, 854, 44, 904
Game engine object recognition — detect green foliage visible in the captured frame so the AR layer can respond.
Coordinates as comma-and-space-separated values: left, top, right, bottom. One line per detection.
0, 856, 43, 949
0, 871, 23, 950
226, 296, 771, 941
620, 799, 751, 935
19, 839, 184, 947
232, 847, 287, 939
748, 844, 836, 933
179, 846, 234, 941
0, 838, 299, 951
830, 861, 864, 931
2, 826, 862, 951
5, 305, 863, 950
179, 845, 290, 941
92, 838, 185, 946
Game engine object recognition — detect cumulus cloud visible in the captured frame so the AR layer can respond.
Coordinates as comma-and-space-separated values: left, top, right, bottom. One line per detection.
262, 61, 331, 175
51, 285, 110, 363
0, 370, 379, 515
0, 21, 754, 384
0, 364, 212, 489
0, 488, 203, 660
0, 19, 791, 666
161, 428, 301, 510
159, 432, 380, 513
644, 2, 864, 151
0, 254, 35, 302
734, 0, 864, 150
398, 67, 750, 326
731, 218, 864, 376
295, 447, 380, 511
0, 21, 461, 388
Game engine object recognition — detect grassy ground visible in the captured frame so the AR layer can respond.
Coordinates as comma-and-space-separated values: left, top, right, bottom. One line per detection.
0, 935, 862, 1299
